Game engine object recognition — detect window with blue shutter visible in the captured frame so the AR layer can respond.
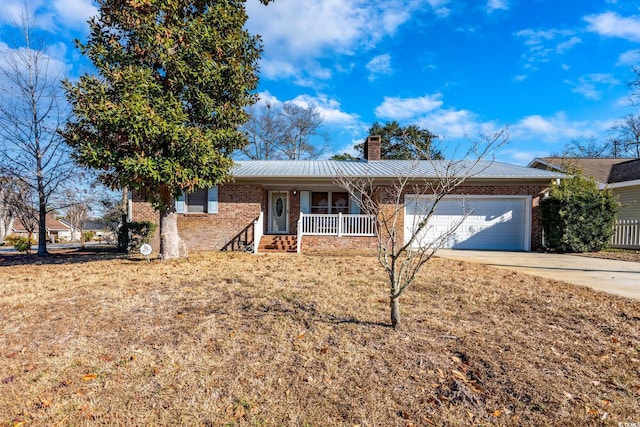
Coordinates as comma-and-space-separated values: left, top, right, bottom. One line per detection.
177, 186, 218, 214
208, 186, 218, 214
300, 191, 310, 214
176, 193, 185, 213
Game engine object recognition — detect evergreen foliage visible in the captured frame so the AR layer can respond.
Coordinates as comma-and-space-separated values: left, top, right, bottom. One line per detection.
540, 174, 618, 252
353, 121, 442, 160
118, 221, 157, 253
61, 0, 271, 259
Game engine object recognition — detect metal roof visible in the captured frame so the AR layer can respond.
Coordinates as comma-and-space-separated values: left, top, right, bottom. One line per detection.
231, 160, 566, 180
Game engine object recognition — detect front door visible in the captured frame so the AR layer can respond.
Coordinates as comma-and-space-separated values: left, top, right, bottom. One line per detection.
269, 191, 289, 233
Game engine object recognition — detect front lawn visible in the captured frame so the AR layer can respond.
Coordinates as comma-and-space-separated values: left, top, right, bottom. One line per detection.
1, 251, 639, 426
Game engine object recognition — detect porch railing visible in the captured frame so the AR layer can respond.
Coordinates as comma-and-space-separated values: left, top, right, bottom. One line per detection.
299, 213, 376, 237
611, 219, 640, 249
253, 211, 264, 254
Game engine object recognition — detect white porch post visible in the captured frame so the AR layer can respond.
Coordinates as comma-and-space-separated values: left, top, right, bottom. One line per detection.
297, 212, 303, 254
337, 212, 343, 237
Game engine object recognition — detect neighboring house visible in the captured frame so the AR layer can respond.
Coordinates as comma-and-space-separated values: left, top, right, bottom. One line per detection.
12, 213, 74, 242
83, 220, 115, 241
528, 157, 640, 249
132, 137, 565, 254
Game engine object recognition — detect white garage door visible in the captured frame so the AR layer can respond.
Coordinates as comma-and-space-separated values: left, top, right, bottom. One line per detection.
405, 196, 530, 251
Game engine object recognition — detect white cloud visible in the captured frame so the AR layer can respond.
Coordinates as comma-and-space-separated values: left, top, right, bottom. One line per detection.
0, 0, 95, 31
486, 0, 508, 14
256, 91, 360, 127
556, 36, 582, 54
373, 93, 500, 140
585, 12, 640, 42
365, 54, 393, 81
415, 109, 484, 138
618, 49, 640, 66
0, 42, 71, 94
255, 91, 282, 108
514, 29, 581, 68
426, 0, 451, 18
374, 94, 444, 120
53, 0, 97, 28
511, 113, 610, 142
515, 115, 557, 135
498, 148, 552, 166
565, 73, 620, 100
246, 0, 426, 84
291, 94, 361, 125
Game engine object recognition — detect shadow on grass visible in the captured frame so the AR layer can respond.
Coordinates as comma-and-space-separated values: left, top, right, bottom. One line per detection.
0, 245, 128, 267
256, 298, 391, 328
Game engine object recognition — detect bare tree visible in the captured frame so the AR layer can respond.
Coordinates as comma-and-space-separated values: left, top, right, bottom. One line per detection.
335, 130, 509, 328
613, 114, 640, 158
241, 103, 286, 160
552, 136, 619, 158
65, 201, 90, 247
630, 67, 640, 107
278, 103, 327, 160
0, 13, 74, 256
241, 101, 328, 160
0, 176, 18, 241
8, 179, 39, 242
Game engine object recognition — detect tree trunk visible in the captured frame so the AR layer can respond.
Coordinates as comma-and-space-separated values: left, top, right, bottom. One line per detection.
37, 195, 48, 256
390, 296, 400, 329
159, 184, 186, 260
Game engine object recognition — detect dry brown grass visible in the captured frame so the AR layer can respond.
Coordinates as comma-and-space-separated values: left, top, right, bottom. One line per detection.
578, 250, 640, 263
1, 249, 639, 426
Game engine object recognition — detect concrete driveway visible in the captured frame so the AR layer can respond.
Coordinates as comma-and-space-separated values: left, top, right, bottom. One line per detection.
437, 250, 640, 301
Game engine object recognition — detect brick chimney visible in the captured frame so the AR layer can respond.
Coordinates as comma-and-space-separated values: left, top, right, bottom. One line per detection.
364, 135, 381, 161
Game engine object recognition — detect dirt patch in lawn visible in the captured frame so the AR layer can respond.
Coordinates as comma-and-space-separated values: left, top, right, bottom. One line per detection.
1, 251, 639, 426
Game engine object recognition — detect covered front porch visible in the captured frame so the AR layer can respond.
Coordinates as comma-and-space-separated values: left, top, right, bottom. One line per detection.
253, 187, 376, 253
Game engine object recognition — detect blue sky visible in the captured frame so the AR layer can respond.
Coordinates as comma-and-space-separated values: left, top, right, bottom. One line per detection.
1, 0, 639, 164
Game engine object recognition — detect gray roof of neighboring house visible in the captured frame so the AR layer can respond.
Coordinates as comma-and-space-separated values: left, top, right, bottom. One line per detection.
231, 160, 566, 180
609, 158, 640, 183
83, 220, 108, 231
529, 157, 639, 184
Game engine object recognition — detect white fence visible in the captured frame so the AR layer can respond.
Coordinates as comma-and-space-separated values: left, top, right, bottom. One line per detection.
611, 219, 640, 249
299, 213, 376, 237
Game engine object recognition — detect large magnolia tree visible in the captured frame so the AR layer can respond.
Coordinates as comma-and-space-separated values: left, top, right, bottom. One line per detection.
62, 0, 270, 259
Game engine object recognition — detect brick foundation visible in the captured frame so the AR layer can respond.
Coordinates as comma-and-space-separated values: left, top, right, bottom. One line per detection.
301, 235, 378, 253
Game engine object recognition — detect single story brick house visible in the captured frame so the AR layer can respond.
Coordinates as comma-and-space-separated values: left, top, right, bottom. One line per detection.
528, 157, 640, 249
12, 213, 75, 242
132, 137, 565, 254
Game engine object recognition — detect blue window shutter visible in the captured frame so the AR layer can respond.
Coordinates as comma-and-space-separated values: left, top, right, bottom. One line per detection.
350, 192, 361, 214
300, 191, 310, 214
176, 193, 185, 213
208, 186, 219, 214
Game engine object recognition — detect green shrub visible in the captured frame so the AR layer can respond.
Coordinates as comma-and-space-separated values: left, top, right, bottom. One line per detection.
540, 174, 618, 253
118, 221, 157, 253
4, 234, 20, 245
82, 231, 96, 242
14, 237, 34, 254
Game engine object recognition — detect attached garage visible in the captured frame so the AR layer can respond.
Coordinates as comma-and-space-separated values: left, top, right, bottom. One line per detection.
405, 195, 531, 251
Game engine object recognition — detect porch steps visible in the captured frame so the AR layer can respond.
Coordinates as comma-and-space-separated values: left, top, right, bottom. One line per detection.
258, 235, 298, 253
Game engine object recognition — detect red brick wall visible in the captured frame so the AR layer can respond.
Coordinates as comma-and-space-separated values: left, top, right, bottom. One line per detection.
132, 182, 549, 252
131, 184, 265, 252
